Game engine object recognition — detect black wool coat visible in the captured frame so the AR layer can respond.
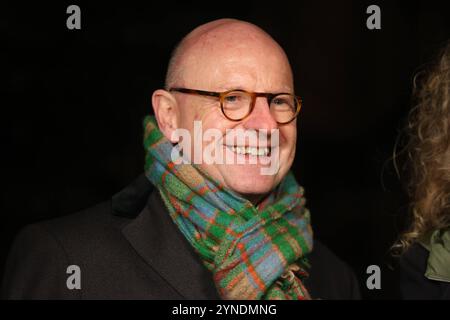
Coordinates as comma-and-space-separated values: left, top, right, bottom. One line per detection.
2, 175, 361, 300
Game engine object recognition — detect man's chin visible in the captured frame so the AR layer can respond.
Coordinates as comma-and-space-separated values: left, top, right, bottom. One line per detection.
221, 168, 279, 197
198, 163, 284, 198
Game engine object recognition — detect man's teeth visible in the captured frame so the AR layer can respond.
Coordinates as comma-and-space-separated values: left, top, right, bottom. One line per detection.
229, 146, 270, 156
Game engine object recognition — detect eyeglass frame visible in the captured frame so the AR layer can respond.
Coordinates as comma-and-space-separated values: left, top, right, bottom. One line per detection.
168, 87, 302, 124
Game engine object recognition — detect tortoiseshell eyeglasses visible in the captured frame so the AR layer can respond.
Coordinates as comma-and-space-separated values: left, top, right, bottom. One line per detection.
169, 87, 302, 124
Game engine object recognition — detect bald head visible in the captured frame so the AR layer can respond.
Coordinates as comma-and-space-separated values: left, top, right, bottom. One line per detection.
165, 19, 293, 90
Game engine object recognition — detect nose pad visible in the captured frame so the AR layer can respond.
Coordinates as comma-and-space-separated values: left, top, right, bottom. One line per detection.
243, 97, 278, 131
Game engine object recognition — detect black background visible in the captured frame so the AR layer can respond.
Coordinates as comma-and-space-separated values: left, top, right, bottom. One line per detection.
1, 0, 449, 299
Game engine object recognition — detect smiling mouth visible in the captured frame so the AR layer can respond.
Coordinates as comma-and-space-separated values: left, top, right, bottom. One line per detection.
226, 145, 271, 157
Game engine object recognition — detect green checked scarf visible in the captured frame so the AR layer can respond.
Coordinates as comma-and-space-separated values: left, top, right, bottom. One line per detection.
143, 115, 313, 300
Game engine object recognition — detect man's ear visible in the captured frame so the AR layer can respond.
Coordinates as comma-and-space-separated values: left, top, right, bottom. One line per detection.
151, 89, 180, 143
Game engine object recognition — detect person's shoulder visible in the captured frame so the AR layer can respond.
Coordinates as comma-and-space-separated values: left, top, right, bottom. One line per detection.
2, 196, 141, 298
10, 198, 125, 259
304, 239, 361, 300
1, 175, 154, 299
11, 199, 123, 252
397, 242, 449, 299
8, 174, 152, 267
39, 199, 125, 239
399, 242, 428, 268
22, 173, 153, 246
28, 195, 138, 263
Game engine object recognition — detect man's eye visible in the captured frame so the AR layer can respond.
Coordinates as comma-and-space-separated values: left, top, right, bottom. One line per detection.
273, 98, 288, 105
225, 95, 239, 103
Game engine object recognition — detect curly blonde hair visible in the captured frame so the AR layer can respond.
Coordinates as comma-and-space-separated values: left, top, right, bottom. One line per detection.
393, 41, 450, 255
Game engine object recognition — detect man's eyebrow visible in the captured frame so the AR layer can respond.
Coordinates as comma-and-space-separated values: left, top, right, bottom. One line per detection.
213, 83, 246, 91
222, 86, 247, 92
214, 85, 294, 93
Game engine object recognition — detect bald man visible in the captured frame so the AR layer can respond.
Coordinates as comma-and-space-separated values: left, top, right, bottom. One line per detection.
2, 19, 360, 300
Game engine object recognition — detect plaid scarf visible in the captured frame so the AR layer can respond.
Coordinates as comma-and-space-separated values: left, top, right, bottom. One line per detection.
143, 115, 313, 300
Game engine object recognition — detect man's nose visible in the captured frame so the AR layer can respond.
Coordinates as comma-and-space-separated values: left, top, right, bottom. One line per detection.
242, 97, 278, 131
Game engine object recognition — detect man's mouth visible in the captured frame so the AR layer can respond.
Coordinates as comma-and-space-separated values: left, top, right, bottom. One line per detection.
226, 145, 271, 157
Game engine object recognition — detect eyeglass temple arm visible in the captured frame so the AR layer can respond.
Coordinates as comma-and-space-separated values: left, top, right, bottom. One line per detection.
169, 88, 220, 98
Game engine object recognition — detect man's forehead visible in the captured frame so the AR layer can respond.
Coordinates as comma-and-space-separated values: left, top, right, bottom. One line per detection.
182, 20, 282, 56
166, 19, 293, 89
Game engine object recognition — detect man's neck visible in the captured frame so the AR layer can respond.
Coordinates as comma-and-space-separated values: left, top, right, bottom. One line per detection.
242, 193, 269, 208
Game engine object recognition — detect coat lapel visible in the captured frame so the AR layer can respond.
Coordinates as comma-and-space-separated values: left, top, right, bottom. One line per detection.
114, 175, 220, 299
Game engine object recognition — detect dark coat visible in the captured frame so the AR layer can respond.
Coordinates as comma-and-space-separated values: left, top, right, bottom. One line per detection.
2, 174, 361, 299
398, 243, 450, 299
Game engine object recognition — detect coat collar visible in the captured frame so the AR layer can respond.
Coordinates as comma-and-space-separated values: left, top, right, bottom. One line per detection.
420, 228, 450, 283
112, 174, 221, 299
